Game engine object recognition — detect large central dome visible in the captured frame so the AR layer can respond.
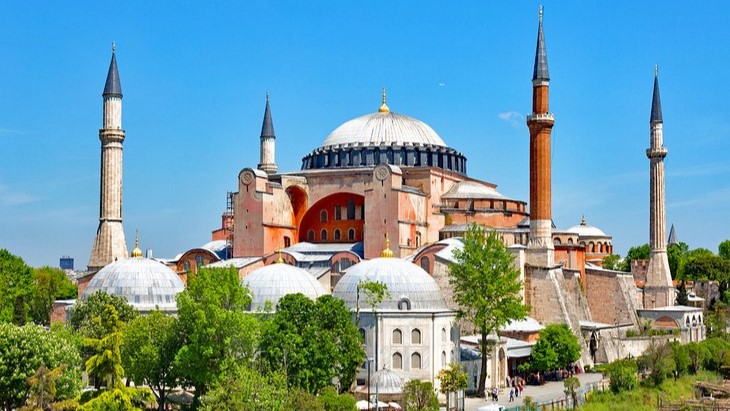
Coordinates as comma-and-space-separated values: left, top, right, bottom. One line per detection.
301, 95, 467, 174
321, 112, 447, 149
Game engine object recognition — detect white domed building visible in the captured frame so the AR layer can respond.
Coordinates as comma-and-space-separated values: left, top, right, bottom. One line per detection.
81, 240, 185, 313
332, 244, 458, 391
243, 260, 328, 312
566, 216, 613, 265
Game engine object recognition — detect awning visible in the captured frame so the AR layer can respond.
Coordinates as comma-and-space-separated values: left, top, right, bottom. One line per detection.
507, 347, 532, 358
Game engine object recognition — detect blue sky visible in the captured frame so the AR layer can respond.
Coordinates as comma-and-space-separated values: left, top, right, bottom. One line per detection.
1, 1, 728, 268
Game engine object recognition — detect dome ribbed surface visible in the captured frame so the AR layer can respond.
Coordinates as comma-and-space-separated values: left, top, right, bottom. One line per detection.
566, 222, 607, 237
83, 258, 184, 312
369, 368, 404, 394
321, 112, 446, 149
243, 263, 328, 311
333, 258, 447, 311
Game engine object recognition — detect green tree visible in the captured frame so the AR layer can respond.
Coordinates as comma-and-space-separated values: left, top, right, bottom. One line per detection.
122, 310, 181, 411
84, 305, 125, 389
637, 340, 675, 386
719, 240, 730, 261
402, 379, 439, 411
0, 249, 34, 325
535, 324, 581, 370
668, 341, 690, 376
200, 364, 287, 411
175, 266, 259, 408
667, 242, 689, 279
284, 389, 324, 411
77, 387, 155, 411
685, 342, 707, 374
29, 266, 77, 326
0, 323, 82, 410
356, 279, 390, 325
529, 339, 559, 372
621, 244, 650, 272
23, 364, 66, 410
603, 359, 637, 393
69, 291, 138, 338
437, 363, 467, 411
601, 254, 623, 271
699, 338, 730, 372
675, 280, 689, 306
319, 386, 356, 411
260, 294, 365, 394
563, 376, 580, 409
448, 224, 528, 396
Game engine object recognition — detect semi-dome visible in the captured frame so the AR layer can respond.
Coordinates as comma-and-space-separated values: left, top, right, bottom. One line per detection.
83, 257, 184, 312
243, 262, 328, 311
567, 216, 608, 237
442, 180, 507, 200
321, 112, 447, 149
301, 95, 467, 174
332, 256, 448, 311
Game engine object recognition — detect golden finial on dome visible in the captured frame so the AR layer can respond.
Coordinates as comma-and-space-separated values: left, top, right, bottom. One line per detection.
378, 87, 390, 113
277, 247, 284, 264
381, 234, 394, 258
581, 215, 586, 226
131, 230, 143, 258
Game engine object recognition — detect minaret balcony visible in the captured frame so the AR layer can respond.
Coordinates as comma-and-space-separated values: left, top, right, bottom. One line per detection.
646, 147, 668, 159
526, 113, 555, 122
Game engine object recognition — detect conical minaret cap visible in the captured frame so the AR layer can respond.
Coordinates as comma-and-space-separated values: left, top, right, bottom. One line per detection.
650, 67, 663, 124
532, 6, 550, 81
103, 44, 122, 98
260, 93, 275, 138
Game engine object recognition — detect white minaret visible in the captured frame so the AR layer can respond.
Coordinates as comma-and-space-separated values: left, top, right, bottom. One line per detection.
258, 93, 277, 174
88, 45, 128, 271
644, 66, 674, 308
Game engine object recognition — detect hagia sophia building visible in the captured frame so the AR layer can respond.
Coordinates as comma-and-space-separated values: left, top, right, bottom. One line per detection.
64, 8, 707, 396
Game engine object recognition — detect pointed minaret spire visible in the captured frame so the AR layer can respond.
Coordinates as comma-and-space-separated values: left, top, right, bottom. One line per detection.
533, 6, 550, 82
258, 93, 278, 174
650, 65, 663, 124
103, 43, 122, 98
668, 223, 678, 246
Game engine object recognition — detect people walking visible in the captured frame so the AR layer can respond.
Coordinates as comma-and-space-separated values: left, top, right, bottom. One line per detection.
509, 388, 515, 402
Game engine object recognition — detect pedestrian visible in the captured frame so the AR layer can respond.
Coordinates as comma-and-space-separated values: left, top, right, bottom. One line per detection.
493, 387, 499, 402
509, 388, 515, 402
519, 383, 524, 398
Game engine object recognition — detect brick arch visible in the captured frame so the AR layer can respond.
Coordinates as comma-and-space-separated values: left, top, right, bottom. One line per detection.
298, 193, 365, 243
654, 316, 680, 329
286, 185, 308, 228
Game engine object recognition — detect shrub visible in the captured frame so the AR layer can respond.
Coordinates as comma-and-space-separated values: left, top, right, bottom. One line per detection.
604, 359, 638, 393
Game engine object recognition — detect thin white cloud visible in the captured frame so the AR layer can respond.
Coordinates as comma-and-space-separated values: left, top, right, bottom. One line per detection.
497, 111, 524, 128
0, 129, 30, 137
438, 82, 446, 87
0, 184, 41, 206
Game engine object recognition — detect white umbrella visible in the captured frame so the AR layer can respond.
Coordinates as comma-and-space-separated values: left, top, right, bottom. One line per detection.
387, 401, 403, 410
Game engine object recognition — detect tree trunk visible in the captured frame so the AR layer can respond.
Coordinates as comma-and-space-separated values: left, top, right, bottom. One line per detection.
477, 327, 489, 398
156, 387, 166, 411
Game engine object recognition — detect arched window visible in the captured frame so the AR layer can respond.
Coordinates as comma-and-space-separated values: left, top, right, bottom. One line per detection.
347, 199, 356, 220
442, 351, 447, 365
411, 352, 422, 369
393, 353, 403, 369
334, 229, 341, 240
359, 328, 366, 342
398, 297, 411, 311
348, 228, 356, 241
308, 230, 315, 242
411, 328, 421, 344
195, 255, 204, 268
416, 232, 421, 247
553, 238, 561, 245
284, 236, 291, 247
568, 238, 574, 245
183, 261, 190, 272
442, 327, 447, 342
321, 229, 328, 241
393, 329, 402, 344
335, 206, 342, 220
420, 257, 430, 273
320, 210, 328, 222
589, 242, 595, 252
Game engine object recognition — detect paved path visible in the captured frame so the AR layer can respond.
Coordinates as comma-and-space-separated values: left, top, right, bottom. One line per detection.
463, 373, 604, 410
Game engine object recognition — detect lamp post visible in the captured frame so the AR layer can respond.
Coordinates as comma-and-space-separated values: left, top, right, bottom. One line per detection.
366, 357, 374, 411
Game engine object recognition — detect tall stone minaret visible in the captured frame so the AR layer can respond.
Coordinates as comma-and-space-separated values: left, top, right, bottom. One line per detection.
258, 93, 277, 174
526, 7, 555, 267
88, 45, 128, 271
644, 66, 674, 308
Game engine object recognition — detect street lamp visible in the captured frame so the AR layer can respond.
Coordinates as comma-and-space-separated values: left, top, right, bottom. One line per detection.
366, 357, 374, 411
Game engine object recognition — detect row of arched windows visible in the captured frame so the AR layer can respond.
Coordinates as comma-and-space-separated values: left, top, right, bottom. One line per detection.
392, 352, 421, 369
307, 228, 357, 242
392, 328, 421, 344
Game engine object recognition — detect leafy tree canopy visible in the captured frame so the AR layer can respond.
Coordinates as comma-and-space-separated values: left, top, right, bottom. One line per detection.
0, 323, 82, 410
719, 240, 730, 261
0, 249, 34, 325
319, 386, 357, 411
622, 244, 650, 271
84, 305, 125, 390
29, 266, 77, 326
402, 379, 439, 411
174, 266, 259, 407
122, 310, 182, 411
200, 364, 287, 411
603, 359, 638, 394
68, 291, 138, 338
260, 293, 365, 394
531, 324, 581, 371
448, 224, 528, 396
601, 254, 623, 271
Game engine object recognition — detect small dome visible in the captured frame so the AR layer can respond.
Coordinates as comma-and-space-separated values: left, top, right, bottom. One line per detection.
83, 257, 184, 312
442, 180, 506, 200
567, 216, 607, 237
320, 112, 447, 149
243, 263, 328, 311
333, 258, 447, 311
370, 368, 404, 395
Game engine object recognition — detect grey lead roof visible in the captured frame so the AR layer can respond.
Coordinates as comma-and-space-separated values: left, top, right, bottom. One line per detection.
260, 94, 275, 138
103, 51, 122, 98
532, 10, 549, 81
668, 223, 678, 245
650, 73, 663, 123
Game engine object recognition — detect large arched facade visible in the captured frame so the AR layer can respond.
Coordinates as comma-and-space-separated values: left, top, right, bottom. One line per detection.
298, 193, 365, 243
